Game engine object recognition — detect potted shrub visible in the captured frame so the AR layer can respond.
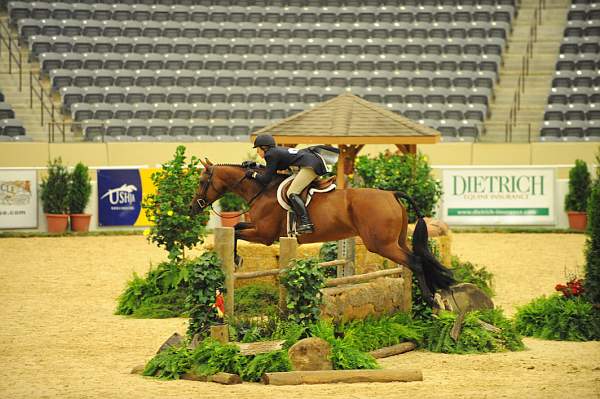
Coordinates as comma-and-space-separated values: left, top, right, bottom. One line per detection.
218, 192, 246, 228
565, 159, 591, 231
40, 157, 70, 233
68, 162, 92, 232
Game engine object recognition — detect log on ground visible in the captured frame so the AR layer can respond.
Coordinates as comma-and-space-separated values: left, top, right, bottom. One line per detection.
262, 369, 423, 385
208, 372, 242, 385
368, 342, 417, 359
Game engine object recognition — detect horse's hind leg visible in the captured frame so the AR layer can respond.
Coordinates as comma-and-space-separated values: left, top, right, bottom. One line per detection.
366, 240, 435, 306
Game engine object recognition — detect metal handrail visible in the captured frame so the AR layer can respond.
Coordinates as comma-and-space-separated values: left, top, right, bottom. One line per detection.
29, 71, 65, 142
0, 18, 22, 91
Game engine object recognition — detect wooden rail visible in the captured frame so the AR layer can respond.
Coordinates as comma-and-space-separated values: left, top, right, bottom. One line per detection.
213, 227, 404, 318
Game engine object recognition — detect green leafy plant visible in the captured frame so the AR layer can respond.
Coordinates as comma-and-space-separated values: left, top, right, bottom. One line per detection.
319, 241, 338, 262
352, 152, 442, 222
186, 252, 226, 337
450, 256, 495, 297
143, 345, 192, 380
228, 312, 281, 343
281, 258, 326, 326
40, 157, 70, 214
234, 283, 279, 316
426, 309, 523, 353
241, 350, 292, 382
67, 162, 91, 214
585, 149, 600, 304
341, 313, 424, 352
115, 259, 193, 318
142, 145, 209, 261
218, 192, 247, 212
565, 159, 591, 212
515, 295, 600, 341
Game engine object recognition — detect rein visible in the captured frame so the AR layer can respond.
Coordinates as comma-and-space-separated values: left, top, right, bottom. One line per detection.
196, 167, 266, 218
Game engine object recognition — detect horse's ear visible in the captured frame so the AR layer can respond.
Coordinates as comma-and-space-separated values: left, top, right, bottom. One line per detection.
199, 158, 212, 169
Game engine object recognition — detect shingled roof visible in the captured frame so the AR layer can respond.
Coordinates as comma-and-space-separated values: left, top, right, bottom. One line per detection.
251, 92, 441, 145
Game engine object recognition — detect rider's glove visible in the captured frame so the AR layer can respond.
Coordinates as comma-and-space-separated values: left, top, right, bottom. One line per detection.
245, 170, 257, 179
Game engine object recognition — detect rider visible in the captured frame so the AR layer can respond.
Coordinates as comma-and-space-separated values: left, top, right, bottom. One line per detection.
245, 134, 333, 234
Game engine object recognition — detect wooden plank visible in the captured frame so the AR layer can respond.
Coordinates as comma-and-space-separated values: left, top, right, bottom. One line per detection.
368, 342, 417, 359
317, 259, 347, 268
236, 340, 285, 356
325, 267, 404, 287
262, 369, 423, 385
234, 269, 281, 279
270, 136, 440, 145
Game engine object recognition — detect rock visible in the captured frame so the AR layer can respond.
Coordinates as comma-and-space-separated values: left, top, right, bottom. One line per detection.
130, 364, 145, 375
437, 283, 494, 314
157, 332, 183, 354
288, 337, 332, 371
424, 218, 449, 237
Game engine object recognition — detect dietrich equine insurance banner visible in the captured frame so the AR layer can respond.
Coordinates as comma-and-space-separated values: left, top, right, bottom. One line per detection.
97, 169, 157, 226
0, 169, 38, 229
441, 167, 555, 225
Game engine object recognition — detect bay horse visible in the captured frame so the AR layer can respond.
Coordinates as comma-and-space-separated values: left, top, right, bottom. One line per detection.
190, 159, 454, 306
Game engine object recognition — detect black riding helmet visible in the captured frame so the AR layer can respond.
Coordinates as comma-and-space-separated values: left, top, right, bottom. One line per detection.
252, 134, 276, 148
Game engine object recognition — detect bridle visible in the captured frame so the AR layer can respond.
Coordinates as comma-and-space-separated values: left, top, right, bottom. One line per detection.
195, 166, 266, 215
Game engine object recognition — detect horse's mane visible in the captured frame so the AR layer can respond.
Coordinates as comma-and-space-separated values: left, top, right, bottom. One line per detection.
212, 163, 288, 188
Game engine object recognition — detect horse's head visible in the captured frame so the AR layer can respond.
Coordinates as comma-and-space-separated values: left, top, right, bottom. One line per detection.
189, 158, 247, 216
190, 158, 219, 216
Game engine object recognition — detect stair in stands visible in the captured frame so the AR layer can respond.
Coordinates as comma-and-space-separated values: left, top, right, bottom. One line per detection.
483, 0, 570, 143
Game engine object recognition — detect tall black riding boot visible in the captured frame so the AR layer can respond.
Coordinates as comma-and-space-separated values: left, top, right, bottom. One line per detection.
288, 194, 314, 234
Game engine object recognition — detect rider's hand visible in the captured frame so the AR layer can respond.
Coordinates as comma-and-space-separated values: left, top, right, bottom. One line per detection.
245, 170, 257, 179
241, 161, 257, 168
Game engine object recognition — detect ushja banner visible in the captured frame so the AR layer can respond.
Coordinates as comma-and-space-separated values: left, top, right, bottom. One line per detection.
441, 167, 555, 225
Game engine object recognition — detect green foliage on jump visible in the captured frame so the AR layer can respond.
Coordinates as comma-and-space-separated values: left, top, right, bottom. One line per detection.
281, 258, 326, 326
186, 252, 226, 338
142, 145, 209, 261
340, 313, 425, 352
143, 339, 292, 381
115, 252, 222, 320
352, 152, 442, 222
115, 259, 192, 318
234, 283, 279, 317
585, 150, 600, 304
514, 295, 600, 341
425, 309, 524, 353
450, 256, 495, 297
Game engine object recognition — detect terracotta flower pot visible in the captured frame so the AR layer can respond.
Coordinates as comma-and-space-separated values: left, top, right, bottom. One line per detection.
46, 214, 69, 233
567, 211, 587, 231
220, 211, 242, 228
70, 214, 91, 232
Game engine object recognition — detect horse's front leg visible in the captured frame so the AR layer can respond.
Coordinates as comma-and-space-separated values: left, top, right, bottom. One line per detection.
233, 222, 254, 269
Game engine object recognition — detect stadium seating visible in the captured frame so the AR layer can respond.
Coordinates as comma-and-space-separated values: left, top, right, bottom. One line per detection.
542, 2, 600, 142
6, 0, 520, 141
0, 91, 28, 140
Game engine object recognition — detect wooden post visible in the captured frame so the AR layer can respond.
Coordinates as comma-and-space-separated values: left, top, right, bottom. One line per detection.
214, 227, 235, 318
278, 236, 298, 314
337, 237, 355, 277
262, 369, 423, 385
210, 324, 229, 344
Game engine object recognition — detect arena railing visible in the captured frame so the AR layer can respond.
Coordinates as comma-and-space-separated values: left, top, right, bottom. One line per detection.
0, 18, 22, 91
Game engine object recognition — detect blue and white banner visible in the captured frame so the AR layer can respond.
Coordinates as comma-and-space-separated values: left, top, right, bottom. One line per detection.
97, 169, 156, 226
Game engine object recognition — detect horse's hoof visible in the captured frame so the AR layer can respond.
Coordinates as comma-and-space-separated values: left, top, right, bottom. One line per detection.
234, 255, 243, 270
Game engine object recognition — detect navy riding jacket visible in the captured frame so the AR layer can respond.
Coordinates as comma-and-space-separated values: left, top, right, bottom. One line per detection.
253, 146, 334, 186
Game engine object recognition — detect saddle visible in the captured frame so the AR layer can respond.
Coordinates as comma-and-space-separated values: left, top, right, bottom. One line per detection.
276, 175, 336, 209
276, 175, 336, 236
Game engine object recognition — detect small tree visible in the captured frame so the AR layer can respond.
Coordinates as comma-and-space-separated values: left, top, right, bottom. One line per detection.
352, 151, 442, 222
40, 157, 70, 214
68, 162, 92, 214
142, 145, 209, 261
565, 159, 591, 212
584, 150, 600, 304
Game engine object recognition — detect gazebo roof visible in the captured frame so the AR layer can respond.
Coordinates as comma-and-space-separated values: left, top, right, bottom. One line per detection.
251, 92, 441, 145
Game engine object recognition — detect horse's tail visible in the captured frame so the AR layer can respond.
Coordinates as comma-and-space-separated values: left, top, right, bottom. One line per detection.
394, 192, 455, 291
